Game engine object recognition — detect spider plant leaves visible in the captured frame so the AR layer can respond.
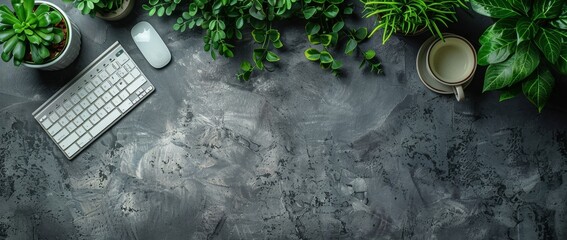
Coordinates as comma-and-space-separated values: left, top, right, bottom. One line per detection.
470, 0, 520, 18
516, 17, 538, 44
483, 42, 540, 92
522, 67, 555, 112
478, 19, 516, 65
533, 0, 563, 20
534, 27, 562, 64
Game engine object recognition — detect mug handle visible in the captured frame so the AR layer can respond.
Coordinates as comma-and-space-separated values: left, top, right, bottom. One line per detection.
453, 86, 465, 101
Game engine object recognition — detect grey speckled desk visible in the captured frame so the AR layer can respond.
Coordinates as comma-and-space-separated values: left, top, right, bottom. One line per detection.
1, 0, 567, 239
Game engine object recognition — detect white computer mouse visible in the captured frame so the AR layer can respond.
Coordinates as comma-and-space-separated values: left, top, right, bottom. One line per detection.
131, 21, 171, 69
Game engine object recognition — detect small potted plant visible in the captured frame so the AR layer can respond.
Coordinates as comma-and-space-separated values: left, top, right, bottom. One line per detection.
63, 0, 135, 21
0, 0, 82, 70
470, 0, 567, 112
361, 0, 468, 44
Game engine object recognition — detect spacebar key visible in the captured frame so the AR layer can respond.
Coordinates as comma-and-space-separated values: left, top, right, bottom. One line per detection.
89, 109, 121, 137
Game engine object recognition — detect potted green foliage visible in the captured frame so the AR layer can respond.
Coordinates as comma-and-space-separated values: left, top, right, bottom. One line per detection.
63, 0, 135, 21
470, 0, 567, 112
141, 0, 383, 80
361, 0, 468, 44
0, 0, 82, 70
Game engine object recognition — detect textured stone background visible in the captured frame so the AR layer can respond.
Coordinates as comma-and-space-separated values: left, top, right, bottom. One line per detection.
1, 0, 567, 239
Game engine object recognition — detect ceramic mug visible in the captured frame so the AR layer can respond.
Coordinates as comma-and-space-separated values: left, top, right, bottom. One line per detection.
426, 35, 477, 101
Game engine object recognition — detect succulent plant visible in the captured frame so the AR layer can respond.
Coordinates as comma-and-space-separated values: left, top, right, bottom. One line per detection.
62, 0, 124, 15
0, 0, 65, 66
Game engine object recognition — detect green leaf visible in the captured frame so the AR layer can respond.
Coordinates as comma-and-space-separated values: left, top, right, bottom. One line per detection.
320, 51, 333, 64
266, 51, 280, 62
87, 1, 94, 10
240, 60, 252, 71
522, 67, 555, 112
516, 17, 538, 44
236, 17, 244, 29
354, 28, 367, 41
499, 86, 521, 102
304, 48, 320, 61
273, 40, 283, 48
332, 21, 344, 33
331, 60, 342, 70
550, 4, 567, 29
268, 30, 280, 42
2, 35, 19, 54
251, 29, 265, 43
148, 7, 156, 16
343, 7, 353, 15
12, 40, 25, 61
157, 6, 165, 16
509, 0, 530, 15
253, 48, 265, 69
249, 7, 266, 20
363, 50, 376, 60
305, 22, 320, 35
483, 42, 540, 91
478, 19, 516, 65
470, 0, 520, 18
323, 5, 339, 18
308, 34, 320, 45
533, 0, 563, 20
303, 7, 316, 19
344, 39, 357, 55
0, 29, 16, 42
554, 46, 567, 75
320, 34, 332, 46
535, 28, 562, 64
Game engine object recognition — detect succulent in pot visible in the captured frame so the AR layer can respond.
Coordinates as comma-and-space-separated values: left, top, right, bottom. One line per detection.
0, 0, 81, 70
63, 0, 135, 21
470, 0, 567, 112
361, 0, 469, 44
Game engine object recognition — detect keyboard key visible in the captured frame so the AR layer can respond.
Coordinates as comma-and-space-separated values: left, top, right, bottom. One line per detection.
78, 88, 88, 98
79, 99, 90, 109
94, 98, 105, 108
109, 86, 120, 96
90, 109, 121, 137
48, 122, 62, 136
42, 118, 53, 129
54, 128, 69, 142
103, 102, 114, 113
126, 60, 136, 70
77, 133, 92, 147
83, 120, 93, 130
90, 115, 100, 125
101, 92, 112, 102
116, 80, 127, 90
118, 90, 129, 100
94, 87, 104, 97
117, 68, 128, 78
99, 71, 109, 80
86, 93, 97, 103
73, 105, 83, 115
106, 64, 116, 75
118, 99, 133, 113
131, 68, 141, 78
97, 109, 107, 119
67, 110, 77, 120
124, 74, 134, 84
112, 96, 122, 106
76, 126, 86, 136
87, 105, 98, 114
66, 122, 77, 132
70, 95, 81, 104
60, 132, 79, 150
84, 83, 94, 92
92, 76, 102, 86
73, 116, 83, 126
63, 100, 73, 111
101, 81, 112, 91
55, 107, 66, 117
59, 117, 69, 127
127, 77, 146, 94
49, 113, 59, 123
117, 53, 129, 64
109, 74, 120, 85
65, 143, 80, 157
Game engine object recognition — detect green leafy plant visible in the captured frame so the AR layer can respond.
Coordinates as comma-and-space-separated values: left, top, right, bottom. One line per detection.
142, 0, 383, 80
470, 0, 567, 112
0, 0, 65, 66
63, 0, 124, 15
361, 0, 468, 44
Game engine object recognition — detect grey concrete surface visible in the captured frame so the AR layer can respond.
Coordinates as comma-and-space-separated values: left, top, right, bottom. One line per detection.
1, 0, 567, 239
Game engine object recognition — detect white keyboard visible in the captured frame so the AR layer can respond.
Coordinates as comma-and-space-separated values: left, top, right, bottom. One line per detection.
32, 42, 155, 159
